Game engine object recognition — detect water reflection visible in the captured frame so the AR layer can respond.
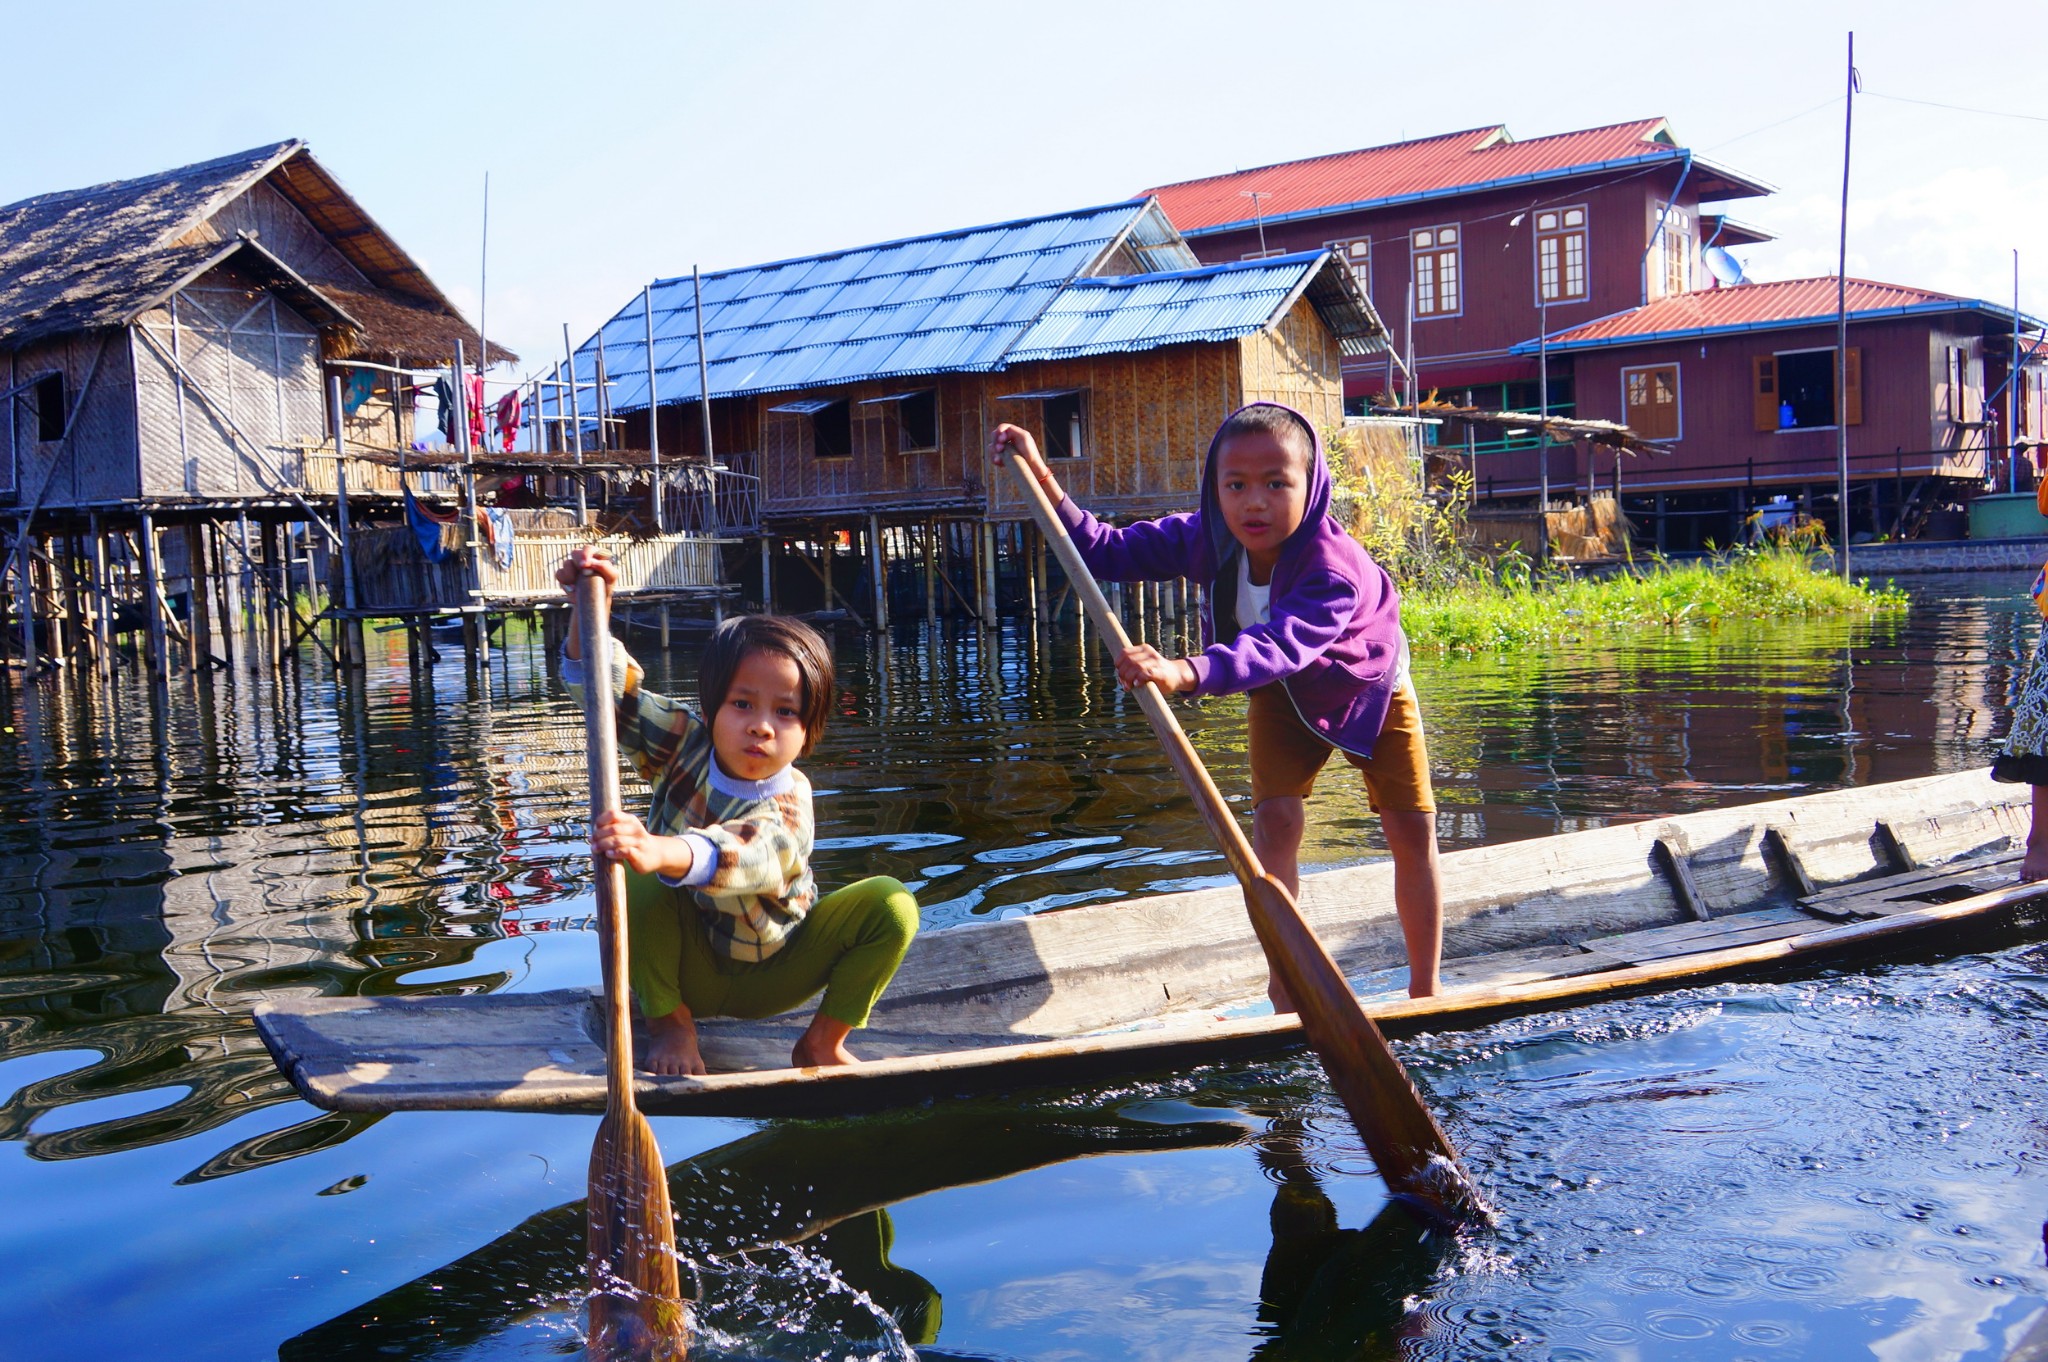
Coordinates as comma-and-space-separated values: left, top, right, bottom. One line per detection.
0, 572, 2042, 1359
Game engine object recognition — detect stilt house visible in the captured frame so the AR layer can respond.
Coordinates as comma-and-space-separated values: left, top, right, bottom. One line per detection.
557, 200, 1385, 621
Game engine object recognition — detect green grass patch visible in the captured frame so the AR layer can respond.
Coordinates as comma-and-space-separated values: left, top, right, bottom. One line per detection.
1402, 548, 1908, 651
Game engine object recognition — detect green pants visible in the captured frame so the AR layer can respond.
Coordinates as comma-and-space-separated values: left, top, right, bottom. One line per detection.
625, 871, 919, 1028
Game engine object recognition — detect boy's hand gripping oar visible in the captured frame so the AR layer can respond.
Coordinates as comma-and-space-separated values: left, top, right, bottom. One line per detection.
577, 572, 689, 1360
999, 455, 1487, 1229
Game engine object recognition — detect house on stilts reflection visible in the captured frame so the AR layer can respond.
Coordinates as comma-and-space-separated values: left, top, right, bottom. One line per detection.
0, 140, 732, 682
555, 199, 1388, 629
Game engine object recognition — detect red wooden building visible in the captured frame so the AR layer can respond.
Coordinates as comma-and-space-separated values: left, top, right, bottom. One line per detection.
1142, 117, 2047, 547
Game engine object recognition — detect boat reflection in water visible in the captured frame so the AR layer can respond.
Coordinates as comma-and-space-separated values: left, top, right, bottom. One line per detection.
282, 1096, 1454, 1361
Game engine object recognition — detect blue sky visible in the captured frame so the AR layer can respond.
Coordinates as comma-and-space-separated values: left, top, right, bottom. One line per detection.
7, 1, 2044, 376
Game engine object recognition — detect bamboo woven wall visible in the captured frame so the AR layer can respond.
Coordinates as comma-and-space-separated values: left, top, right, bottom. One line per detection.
181, 181, 374, 291
346, 524, 723, 610
2, 330, 141, 508
1238, 295, 1345, 435
132, 267, 326, 500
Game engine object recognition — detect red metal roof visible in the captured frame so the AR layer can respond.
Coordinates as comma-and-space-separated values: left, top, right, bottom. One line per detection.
1142, 119, 1769, 236
1537, 278, 1968, 350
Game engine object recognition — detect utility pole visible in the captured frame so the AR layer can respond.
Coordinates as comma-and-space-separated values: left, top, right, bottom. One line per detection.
1834, 31, 1858, 581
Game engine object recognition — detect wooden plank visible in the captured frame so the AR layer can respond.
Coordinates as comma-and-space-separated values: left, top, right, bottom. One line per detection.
1804, 853, 2025, 918
1654, 836, 1712, 921
1581, 906, 1823, 965
1802, 848, 2024, 910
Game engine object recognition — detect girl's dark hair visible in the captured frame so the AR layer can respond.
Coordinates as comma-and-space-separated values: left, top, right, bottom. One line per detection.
697, 614, 836, 756
1216, 404, 1315, 465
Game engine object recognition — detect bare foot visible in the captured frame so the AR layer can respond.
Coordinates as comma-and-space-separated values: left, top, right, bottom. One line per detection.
791, 1013, 857, 1067
640, 1009, 706, 1076
2022, 842, 2048, 884
1408, 976, 1440, 1000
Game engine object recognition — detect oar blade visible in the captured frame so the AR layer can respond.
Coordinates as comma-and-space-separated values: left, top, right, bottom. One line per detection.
1242, 875, 1489, 1228
587, 1105, 689, 1361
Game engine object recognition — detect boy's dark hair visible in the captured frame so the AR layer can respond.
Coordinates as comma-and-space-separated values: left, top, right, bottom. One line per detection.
697, 614, 836, 756
1216, 404, 1315, 467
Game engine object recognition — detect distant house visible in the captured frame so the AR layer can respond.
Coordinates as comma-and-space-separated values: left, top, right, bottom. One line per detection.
0, 140, 507, 514
560, 199, 1383, 615
1142, 118, 1771, 413
1502, 278, 2046, 547
1141, 118, 2048, 547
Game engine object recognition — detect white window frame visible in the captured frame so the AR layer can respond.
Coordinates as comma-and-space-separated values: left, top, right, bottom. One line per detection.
1410, 224, 1462, 319
1654, 204, 1693, 298
1534, 206, 1589, 304
1324, 235, 1372, 295
1620, 362, 1683, 442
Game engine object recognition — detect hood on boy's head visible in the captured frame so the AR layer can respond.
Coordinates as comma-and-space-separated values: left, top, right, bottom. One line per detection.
1198, 401, 1332, 570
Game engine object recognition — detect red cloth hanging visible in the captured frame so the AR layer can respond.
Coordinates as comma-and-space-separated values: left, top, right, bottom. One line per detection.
495, 389, 523, 453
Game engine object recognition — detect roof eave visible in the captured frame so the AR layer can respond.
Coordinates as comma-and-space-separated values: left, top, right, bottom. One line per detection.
1179, 149, 1775, 240
1512, 297, 2048, 354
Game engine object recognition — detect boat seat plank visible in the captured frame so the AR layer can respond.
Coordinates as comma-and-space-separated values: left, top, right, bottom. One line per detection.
1799, 853, 2025, 919
1579, 906, 1822, 965
1438, 943, 1629, 990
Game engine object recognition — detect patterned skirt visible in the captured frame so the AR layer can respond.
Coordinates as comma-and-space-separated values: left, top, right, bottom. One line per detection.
1994, 617, 2048, 785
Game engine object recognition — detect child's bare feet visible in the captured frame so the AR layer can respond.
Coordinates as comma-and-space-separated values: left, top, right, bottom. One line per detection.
2022, 840, 2048, 883
640, 1008, 706, 1076
790, 1013, 857, 1068
1268, 975, 1296, 1016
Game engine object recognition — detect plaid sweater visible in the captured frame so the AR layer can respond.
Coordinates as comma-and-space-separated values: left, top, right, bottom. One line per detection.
566, 638, 817, 963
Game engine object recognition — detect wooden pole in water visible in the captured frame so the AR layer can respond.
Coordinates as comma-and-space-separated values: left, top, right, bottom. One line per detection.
923, 521, 938, 625
139, 512, 169, 673
867, 513, 888, 633
328, 375, 363, 671
576, 573, 687, 1360
14, 515, 36, 676
88, 513, 113, 672
996, 439, 1487, 1229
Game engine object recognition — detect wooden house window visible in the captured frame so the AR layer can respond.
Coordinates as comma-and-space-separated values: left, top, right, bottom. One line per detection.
32, 372, 65, 442
1944, 345, 1981, 423
859, 389, 939, 453
1622, 364, 1681, 441
1755, 347, 1862, 431
1411, 226, 1461, 317
1654, 205, 1692, 297
1043, 391, 1087, 459
769, 397, 855, 458
1325, 236, 1371, 294
1536, 208, 1588, 303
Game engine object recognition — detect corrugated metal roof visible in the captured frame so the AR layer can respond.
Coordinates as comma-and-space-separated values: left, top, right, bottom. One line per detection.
1140, 118, 1773, 237
1516, 277, 2047, 353
553, 200, 1200, 417
1008, 253, 1383, 362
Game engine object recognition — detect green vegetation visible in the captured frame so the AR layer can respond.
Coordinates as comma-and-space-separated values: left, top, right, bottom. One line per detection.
1401, 548, 1908, 650
1323, 425, 1907, 651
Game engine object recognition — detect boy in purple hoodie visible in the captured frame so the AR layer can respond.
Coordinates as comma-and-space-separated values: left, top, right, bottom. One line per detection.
989, 402, 1442, 1003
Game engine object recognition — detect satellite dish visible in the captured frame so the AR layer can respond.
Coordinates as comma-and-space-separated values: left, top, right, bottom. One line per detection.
1702, 246, 1746, 287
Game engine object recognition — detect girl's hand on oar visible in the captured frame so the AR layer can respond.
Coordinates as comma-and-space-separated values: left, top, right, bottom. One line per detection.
1116, 644, 1197, 695
555, 545, 620, 591
989, 423, 1064, 503
592, 809, 693, 878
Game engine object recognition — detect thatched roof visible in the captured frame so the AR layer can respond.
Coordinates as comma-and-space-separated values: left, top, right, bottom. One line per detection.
0, 140, 512, 364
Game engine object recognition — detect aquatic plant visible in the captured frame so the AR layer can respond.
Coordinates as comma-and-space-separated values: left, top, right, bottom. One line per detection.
1320, 424, 1907, 649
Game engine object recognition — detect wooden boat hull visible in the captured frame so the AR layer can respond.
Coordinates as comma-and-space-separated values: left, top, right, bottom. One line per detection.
255, 768, 2048, 1119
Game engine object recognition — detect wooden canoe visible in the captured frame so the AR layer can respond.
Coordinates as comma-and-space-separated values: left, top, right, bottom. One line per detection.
255, 768, 2048, 1120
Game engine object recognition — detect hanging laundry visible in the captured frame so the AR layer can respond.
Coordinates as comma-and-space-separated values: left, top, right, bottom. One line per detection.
494, 389, 523, 453
433, 377, 456, 445
402, 479, 458, 564
482, 507, 516, 570
342, 367, 376, 416
467, 373, 487, 449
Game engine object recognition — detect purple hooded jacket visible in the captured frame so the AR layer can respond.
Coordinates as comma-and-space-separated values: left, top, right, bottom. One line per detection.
1056, 401, 1406, 757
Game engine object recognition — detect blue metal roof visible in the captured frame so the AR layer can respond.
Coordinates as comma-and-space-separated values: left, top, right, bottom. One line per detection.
547, 199, 1201, 418
1008, 252, 1373, 362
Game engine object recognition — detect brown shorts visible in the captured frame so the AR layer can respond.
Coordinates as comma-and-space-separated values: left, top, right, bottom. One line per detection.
1247, 682, 1437, 813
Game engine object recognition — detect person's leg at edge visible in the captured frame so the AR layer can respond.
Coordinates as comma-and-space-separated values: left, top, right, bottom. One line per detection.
1253, 796, 1307, 1014
2025, 787, 2048, 882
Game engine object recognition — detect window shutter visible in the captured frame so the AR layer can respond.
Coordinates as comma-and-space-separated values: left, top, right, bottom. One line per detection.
1842, 346, 1863, 426
1753, 355, 1778, 432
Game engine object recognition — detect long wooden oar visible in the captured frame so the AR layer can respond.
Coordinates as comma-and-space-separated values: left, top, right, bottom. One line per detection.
1001, 454, 1487, 1228
578, 573, 689, 1359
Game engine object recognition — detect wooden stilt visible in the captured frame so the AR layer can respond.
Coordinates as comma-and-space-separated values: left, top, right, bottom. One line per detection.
139, 512, 170, 674
212, 523, 240, 675
760, 535, 774, 612
867, 513, 889, 634
923, 520, 938, 625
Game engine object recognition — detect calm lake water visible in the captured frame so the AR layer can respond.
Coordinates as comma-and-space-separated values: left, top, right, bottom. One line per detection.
3, 572, 2046, 1360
